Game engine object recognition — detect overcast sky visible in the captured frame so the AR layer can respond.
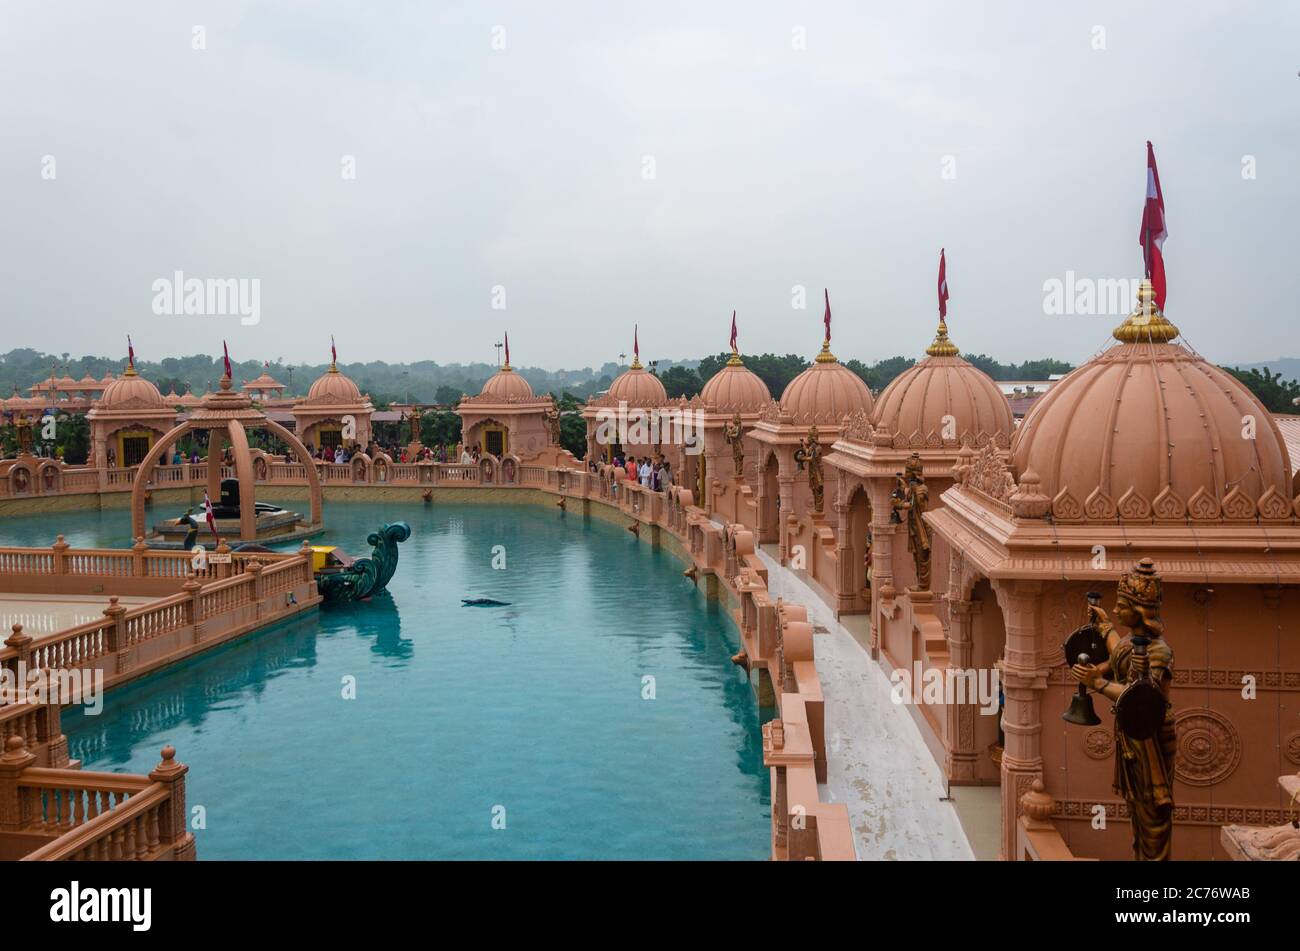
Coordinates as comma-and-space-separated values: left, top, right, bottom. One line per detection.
2, 2, 1296, 371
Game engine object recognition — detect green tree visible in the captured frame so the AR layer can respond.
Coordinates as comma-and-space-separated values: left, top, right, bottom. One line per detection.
658, 365, 702, 398
420, 410, 462, 448
1222, 366, 1300, 414
435, 385, 463, 407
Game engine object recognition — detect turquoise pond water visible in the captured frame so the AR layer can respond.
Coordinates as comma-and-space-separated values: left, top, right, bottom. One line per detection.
0, 500, 770, 859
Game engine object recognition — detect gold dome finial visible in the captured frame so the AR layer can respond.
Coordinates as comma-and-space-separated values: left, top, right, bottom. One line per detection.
1113, 279, 1179, 343
925, 318, 959, 357
814, 339, 838, 364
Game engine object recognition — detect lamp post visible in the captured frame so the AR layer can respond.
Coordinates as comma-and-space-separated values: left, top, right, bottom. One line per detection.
495, 342, 503, 367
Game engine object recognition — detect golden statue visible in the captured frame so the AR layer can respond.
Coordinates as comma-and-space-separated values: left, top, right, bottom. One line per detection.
15, 415, 33, 455
890, 453, 931, 589
723, 413, 745, 477
793, 425, 824, 514
1070, 558, 1176, 861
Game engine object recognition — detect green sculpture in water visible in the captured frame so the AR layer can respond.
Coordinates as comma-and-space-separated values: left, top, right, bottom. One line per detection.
317, 521, 412, 603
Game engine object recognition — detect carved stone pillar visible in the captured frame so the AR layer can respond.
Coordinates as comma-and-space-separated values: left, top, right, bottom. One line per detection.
832, 494, 855, 615
992, 578, 1046, 861
777, 474, 796, 564
867, 477, 896, 659
944, 597, 982, 782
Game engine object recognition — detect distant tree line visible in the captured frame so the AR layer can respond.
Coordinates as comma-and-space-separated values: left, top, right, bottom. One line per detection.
658, 352, 1077, 399
1221, 366, 1300, 414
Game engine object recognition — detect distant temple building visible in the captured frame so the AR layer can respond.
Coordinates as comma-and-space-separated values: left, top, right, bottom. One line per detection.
292, 359, 374, 453
459, 348, 555, 460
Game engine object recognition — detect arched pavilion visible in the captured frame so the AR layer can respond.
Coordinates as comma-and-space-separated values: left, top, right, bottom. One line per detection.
85, 356, 179, 469
458, 339, 555, 460
292, 354, 373, 454
131, 365, 322, 544
746, 322, 873, 564
926, 281, 1300, 859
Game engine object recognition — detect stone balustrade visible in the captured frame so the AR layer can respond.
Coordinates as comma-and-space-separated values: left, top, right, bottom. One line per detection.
0, 454, 554, 501
0, 541, 319, 697
0, 736, 195, 861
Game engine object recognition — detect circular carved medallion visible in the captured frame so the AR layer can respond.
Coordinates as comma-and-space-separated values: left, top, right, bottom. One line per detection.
1082, 728, 1113, 760
1284, 731, 1300, 767
1173, 708, 1240, 787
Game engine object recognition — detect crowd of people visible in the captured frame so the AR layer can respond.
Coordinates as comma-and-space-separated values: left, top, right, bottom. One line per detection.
595, 451, 674, 494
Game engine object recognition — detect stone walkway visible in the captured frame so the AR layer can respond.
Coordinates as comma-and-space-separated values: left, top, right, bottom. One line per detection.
756, 548, 974, 861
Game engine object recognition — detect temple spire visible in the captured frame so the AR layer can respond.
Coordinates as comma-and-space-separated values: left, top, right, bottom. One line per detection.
927, 250, 958, 356
503, 332, 512, 370
815, 288, 837, 363
925, 319, 959, 357
727, 310, 743, 366
1113, 278, 1179, 343
630, 325, 642, 369
125, 335, 138, 377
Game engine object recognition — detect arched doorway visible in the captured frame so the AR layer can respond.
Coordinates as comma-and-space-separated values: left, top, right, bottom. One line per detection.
847, 483, 872, 600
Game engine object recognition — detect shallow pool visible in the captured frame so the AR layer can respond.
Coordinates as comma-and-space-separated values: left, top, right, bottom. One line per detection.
1, 500, 770, 859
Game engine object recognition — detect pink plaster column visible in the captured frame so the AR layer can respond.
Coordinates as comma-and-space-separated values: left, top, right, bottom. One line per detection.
992, 578, 1045, 861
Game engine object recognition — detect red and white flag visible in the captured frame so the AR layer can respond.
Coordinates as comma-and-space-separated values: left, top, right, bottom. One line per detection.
202, 489, 220, 544
504, 332, 510, 366
729, 311, 737, 352
633, 325, 639, 362
222, 340, 232, 378
127, 335, 135, 369
823, 289, 832, 343
330, 334, 337, 366
1139, 141, 1168, 311
937, 248, 949, 320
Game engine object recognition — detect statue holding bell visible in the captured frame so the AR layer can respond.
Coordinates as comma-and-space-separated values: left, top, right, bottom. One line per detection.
1068, 558, 1176, 861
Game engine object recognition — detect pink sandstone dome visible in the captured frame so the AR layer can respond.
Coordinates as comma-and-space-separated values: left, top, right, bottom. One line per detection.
1011, 282, 1292, 515
306, 364, 362, 402
607, 364, 668, 405
479, 365, 534, 400
699, 358, 771, 412
873, 324, 1012, 443
779, 346, 873, 426
98, 368, 165, 409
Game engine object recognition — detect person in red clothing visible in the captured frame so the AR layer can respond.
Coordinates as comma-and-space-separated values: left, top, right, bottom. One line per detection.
625, 456, 637, 482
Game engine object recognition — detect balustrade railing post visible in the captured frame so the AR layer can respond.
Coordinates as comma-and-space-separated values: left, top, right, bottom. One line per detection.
0, 736, 37, 832
248, 562, 265, 617
4, 624, 33, 676
215, 542, 232, 580
103, 596, 127, 658
182, 577, 203, 643
52, 534, 69, 574
299, 540, 315, 589
148, 745, 195, 860
132, 537, 148, 576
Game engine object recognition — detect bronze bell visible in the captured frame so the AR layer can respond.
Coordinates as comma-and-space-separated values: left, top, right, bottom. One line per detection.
1062, 652, 1103, 726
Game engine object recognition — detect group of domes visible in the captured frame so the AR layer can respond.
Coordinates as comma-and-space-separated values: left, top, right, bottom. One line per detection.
82, 284, 1294, 514
90, 354, 366, 412
597, 282, 1291, 513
